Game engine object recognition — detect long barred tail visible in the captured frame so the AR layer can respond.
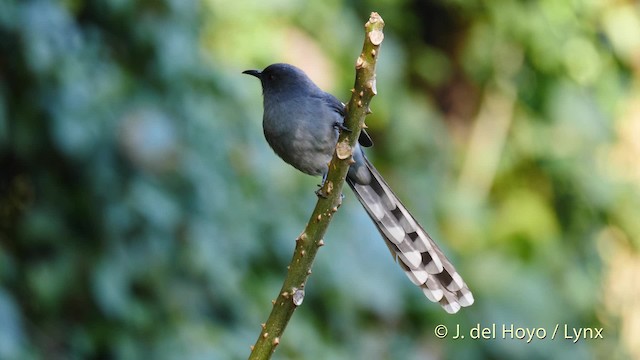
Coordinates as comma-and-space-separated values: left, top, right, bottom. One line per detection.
347, 157, 474, 314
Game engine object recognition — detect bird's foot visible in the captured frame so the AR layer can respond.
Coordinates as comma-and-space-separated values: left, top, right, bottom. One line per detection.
316, 172, 330, 198
315, 186, 328, 199
333, 122, 352, 133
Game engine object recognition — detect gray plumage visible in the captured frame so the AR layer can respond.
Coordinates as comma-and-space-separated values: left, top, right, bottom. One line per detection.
243, 63, 473, 314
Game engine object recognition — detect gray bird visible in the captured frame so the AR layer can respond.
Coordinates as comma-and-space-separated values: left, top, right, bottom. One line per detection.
243, 63, 473, 313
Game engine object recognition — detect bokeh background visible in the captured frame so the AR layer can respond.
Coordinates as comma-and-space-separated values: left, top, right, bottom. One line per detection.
2, 0, 640, 359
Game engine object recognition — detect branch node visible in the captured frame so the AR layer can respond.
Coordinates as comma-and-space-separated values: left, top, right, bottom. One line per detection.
296, 233, 307, 242
368, 29, 384, 45
292, 288, 305, 306
325, 180, 334, 195
367, 79, 377, 95
336, 139, 353, 159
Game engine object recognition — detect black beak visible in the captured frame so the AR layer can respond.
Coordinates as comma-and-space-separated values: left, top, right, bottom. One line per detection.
242, 69, 262, 78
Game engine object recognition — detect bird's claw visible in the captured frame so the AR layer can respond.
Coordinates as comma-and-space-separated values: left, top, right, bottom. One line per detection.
333, 122, 352, 133
315, 187, 328, 198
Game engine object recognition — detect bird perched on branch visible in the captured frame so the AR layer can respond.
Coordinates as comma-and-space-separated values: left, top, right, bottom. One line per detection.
243, 63, 473, 314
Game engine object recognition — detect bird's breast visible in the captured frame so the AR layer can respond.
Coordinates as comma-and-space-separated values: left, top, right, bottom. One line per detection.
262, 98, 339, 176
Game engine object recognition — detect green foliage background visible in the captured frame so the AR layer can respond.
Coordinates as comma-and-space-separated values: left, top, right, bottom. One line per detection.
1, 0, 639, 359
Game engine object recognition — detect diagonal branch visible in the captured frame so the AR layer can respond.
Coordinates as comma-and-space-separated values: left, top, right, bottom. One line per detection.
248, 12, 385, 360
